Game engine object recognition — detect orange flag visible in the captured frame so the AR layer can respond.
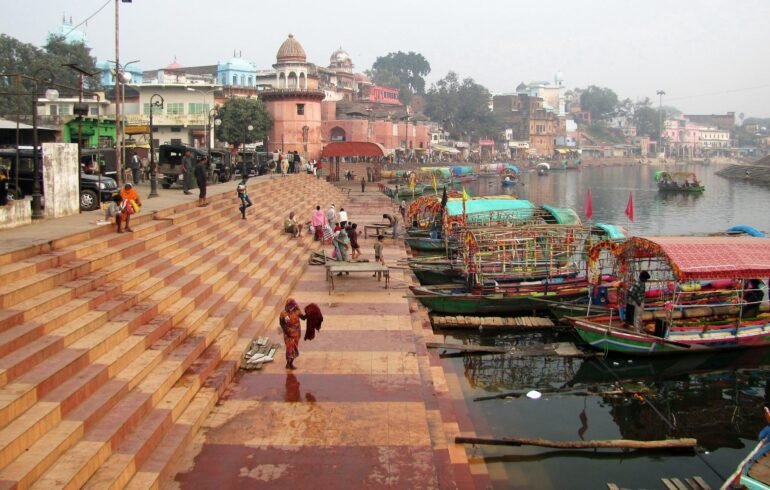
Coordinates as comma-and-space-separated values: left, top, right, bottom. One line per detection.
584, 189, 593, 220
625, 191, 634, 222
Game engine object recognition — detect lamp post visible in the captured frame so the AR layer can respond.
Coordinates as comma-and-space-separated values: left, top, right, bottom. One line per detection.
110, 58, 139, 184
244, 124, 254, 149
656, 90, 666, 157
30, 70, 58, 219
148, 93, 164, 198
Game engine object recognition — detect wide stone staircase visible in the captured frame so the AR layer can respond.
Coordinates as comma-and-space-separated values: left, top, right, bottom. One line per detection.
0, 174, 344, 489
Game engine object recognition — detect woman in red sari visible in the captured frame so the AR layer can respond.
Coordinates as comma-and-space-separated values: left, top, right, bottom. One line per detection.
279, 298, 305, 369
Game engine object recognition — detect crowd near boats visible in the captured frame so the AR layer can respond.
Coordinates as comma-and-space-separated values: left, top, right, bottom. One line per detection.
386, 164, 769, 488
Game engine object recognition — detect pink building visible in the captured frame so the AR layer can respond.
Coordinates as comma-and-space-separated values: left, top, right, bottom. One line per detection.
663, 119, 700, 158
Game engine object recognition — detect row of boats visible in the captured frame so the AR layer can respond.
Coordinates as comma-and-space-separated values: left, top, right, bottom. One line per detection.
401, 193, 769, 357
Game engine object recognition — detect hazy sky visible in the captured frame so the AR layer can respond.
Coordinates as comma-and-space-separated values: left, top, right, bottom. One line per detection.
3, 0, 769, 118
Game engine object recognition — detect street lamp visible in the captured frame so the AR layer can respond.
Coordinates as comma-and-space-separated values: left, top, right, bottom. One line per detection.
244, 124, 254, 149
31, 69, 58, 219
109, 59, 139, 184
148, 93, 164, 198
656, 90, 666, 157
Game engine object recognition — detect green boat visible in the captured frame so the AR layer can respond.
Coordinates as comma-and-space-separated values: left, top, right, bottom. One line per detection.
409, 280, 590, 315
404, 236, 446, 253
654, 171, 705, 193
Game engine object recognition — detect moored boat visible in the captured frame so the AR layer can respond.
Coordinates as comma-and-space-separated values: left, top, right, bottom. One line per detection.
403, 236, 446, 253
567, 236, 770, 355
409, 279, 590, 315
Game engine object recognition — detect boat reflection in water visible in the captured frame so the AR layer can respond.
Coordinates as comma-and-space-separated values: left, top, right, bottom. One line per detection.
451, 332, 770, 488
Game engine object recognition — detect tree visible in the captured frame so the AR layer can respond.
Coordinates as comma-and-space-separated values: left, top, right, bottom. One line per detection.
424, 71, 503, 141
0, 34, 101, 116
215, 97, 272, 149
579, 85, 619, 120
369, 51, 431, 105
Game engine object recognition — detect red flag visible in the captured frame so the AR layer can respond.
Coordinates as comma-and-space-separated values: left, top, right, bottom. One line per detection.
584, 189, 593, 220
625, 191, 634, 222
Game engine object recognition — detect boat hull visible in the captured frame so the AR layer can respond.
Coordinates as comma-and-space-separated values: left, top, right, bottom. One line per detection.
404, 237, 446, 252
410, 285, 589, 315
569, 315, 770, 355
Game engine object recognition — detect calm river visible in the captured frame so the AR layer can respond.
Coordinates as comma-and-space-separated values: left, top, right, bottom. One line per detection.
435, 163, 770, 489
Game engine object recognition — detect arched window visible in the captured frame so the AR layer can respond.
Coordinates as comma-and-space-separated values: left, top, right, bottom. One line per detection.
288, 72, 298, 89
278, 73, 286, 88
330, 127, 346, 142
299, 73, 306, 89
232, 75, 237, 86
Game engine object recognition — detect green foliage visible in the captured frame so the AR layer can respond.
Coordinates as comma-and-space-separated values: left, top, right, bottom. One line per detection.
215, 97, 272, 149
424, 71, 503, 142
0, 34, 102, 116
586, 123, 626, 144
579, 85, 619, 120
370, 51, 431, 105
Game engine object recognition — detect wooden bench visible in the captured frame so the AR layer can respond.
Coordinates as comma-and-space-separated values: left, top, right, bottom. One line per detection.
364, 223, 391, 239
325, 262, 390, 293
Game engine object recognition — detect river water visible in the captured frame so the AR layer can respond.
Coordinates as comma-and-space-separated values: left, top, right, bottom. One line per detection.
431, 163, 770, 489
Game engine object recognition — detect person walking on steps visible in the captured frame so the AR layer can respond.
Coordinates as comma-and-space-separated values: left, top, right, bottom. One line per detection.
279, 298, 306, 369
361, 176, 366, 193
195, 157, 208, 207
181, 150, 194, 195
236, 177, 252, 219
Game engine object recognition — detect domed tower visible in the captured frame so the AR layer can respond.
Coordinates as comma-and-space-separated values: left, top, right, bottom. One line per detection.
273, 34, 309, 89
262, 34, 325, 160
329, 47, 353, 73
48, 15, 87, 45
217, 54, 256, 87
554, 70, 565, 87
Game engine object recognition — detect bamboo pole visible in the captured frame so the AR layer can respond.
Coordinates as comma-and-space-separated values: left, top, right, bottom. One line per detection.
455, 436, 697, 450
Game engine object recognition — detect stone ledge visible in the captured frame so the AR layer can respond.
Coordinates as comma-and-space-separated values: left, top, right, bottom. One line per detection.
0, 199, 32, 230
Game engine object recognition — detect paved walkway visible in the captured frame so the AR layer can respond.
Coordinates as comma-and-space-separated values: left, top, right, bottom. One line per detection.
166, 186, 489, 488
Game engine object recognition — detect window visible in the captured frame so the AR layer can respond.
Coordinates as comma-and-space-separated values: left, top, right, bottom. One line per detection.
143, 103, 151, 115
232, 75, 237, 86
58, 104, 71, 116
166, 103, 184, 115
90, 107, 99, 116
170, 127, 182, 133
49, 105, 58, 116
296, 104, 305, 115
188, 103, 210, 114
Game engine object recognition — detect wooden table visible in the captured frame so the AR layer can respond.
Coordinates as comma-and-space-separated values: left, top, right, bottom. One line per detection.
364, 223, 390, 239
325, 262, 390, 293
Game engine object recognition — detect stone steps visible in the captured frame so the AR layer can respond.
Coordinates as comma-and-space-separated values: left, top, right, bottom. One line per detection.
0, 174, 345, 488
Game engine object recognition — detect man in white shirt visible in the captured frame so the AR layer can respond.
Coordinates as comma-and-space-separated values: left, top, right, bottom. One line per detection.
339, 207, 348, 228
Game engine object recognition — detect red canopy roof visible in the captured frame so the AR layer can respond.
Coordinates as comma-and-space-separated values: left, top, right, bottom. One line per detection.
625, 236, 770, 281
320, 142, 385, 158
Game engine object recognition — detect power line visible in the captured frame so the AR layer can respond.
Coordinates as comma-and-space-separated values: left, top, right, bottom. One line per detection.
62, 0, 112, 39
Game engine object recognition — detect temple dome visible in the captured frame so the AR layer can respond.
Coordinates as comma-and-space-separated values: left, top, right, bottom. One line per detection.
276, 34, 306, 63
330, 48, 351, 65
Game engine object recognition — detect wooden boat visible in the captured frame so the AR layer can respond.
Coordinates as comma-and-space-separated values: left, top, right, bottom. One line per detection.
409, 278, 591, 315
567, 236, 770, 356
404, 236, 446, 252
723, 408, 770, 489
501, 178, 516, 187
654, 171, 705, 193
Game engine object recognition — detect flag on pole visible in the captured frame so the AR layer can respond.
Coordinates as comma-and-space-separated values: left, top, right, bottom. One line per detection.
462, 187, 469, 202
432, 174, 438, 195
584, 189, 593, 220
625, 191, 634, 222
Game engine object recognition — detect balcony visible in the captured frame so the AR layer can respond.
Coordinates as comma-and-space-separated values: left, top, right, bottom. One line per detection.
124, 113, 208, 127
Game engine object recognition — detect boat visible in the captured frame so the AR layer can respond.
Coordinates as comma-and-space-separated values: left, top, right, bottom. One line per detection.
501, 177, 516, 187
536, 162, 550, 175
409, 279, 591, 315
383, 183, 425, 199
726, 225, 767, 238
654, 171, 705, 193
567, 236, 770, 356
724, 408, 770, 489
403, 236, 446, 253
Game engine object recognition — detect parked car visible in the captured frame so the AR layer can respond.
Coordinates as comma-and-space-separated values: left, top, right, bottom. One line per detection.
0, 148, 119, 211
157, 144, 207, 189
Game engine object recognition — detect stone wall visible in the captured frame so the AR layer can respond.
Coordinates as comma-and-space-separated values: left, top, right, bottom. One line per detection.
0, 199, 32, 230
42, 143, 79, 218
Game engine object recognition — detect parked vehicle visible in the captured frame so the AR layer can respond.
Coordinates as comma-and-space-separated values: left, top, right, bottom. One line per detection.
0, 148, 119, 211
157, 144, 206, 189
207, 149, 233, 183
